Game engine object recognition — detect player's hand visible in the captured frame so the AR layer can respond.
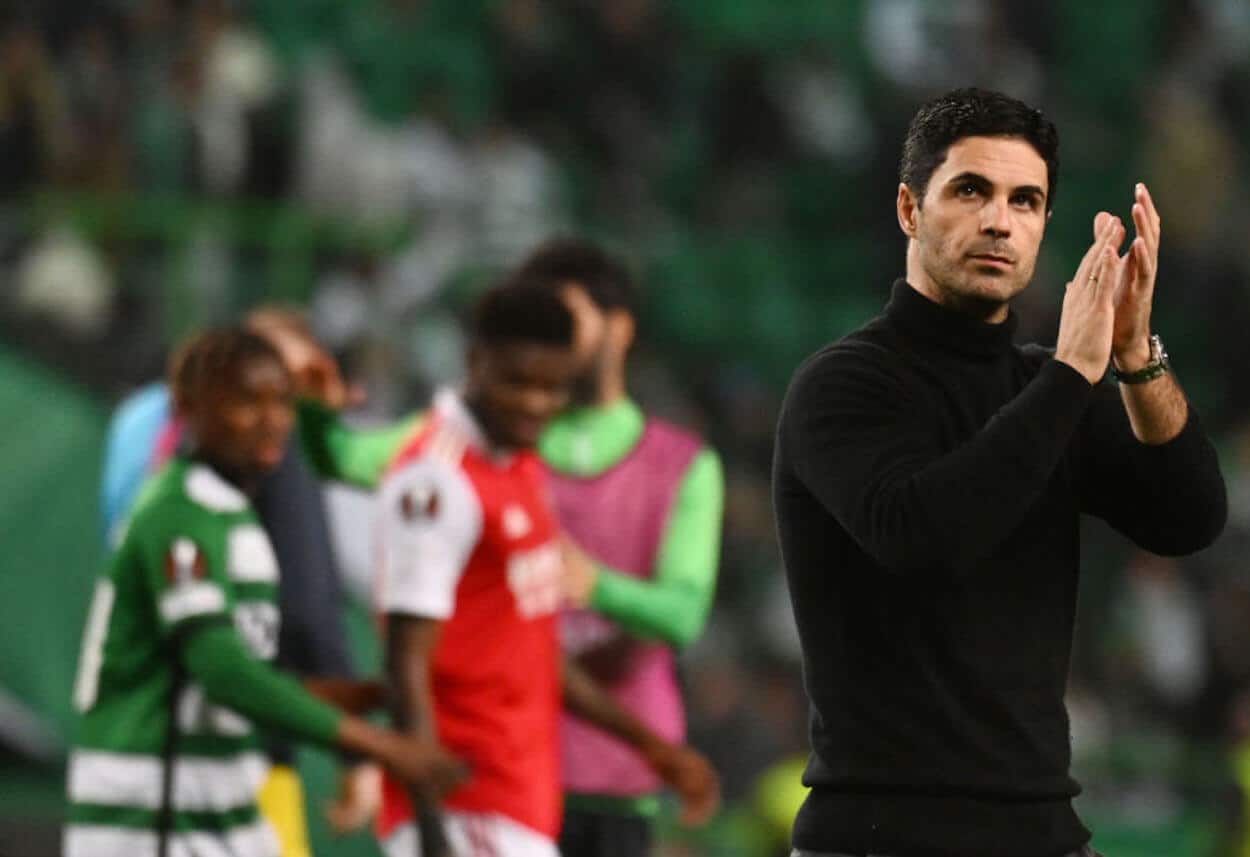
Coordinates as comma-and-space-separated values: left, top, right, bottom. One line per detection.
339, 718, 468, 798
1110, 183, 1161, 372
1054, 213, 1124, 383
380, 734, 468, 798
324, 763, 382, 834
645, 743, 720, 826
558, 533, 599, 608
254, 322, 362, 410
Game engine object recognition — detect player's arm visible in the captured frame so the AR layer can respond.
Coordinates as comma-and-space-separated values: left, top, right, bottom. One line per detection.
568, 449, 723, 647
377, 455, 482, 851
302, 677, 388, 714
177, 620, 460, 787
385, 613, 452, 854
561, 657, 719, 825
1071, 193, 1226, 552
296, 399, 421, 489
137, 520, 462, 791
1075, 380, 1225, 554
781, 345, 1097, 573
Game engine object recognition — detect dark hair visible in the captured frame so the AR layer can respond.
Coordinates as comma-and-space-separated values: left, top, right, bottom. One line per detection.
514, 237, 638, 316
169, 326, 285, 413
471, 279, 575, 349
900, 88, 1059, 213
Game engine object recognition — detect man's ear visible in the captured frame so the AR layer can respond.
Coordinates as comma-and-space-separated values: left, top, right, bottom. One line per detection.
897, 182, 920, 238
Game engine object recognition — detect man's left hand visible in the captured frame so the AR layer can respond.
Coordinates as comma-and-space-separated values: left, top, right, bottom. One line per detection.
558, 533, 599, 608
1110, 183, 1162, 371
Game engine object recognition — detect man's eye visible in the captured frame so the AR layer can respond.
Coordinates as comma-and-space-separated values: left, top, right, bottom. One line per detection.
958, 184, 979, 197
1011, 194, 1038, 209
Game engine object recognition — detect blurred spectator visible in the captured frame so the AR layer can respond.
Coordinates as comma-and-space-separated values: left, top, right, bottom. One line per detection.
0, 20, 70, 195
15, 222, 114, 336
61, 15, 128, 191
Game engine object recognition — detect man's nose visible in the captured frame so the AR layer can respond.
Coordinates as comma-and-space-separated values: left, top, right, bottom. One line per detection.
264, 402, 295, 434
982, 198, 1012, 236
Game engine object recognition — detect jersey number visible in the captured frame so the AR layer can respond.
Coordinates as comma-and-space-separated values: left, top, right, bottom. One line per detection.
73, 579, 116, 713
506, 543, 562, 619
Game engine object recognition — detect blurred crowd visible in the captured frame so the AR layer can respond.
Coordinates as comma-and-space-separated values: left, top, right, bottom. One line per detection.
3, 0, 1250, 854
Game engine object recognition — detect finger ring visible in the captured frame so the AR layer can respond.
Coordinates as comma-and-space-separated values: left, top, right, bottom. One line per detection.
1089, 274, 1099, 283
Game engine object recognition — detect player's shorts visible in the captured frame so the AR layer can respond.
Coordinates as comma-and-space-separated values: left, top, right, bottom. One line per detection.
381, 812, 559, 857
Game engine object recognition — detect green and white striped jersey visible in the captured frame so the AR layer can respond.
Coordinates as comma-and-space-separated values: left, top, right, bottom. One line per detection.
66, 457, 283, 857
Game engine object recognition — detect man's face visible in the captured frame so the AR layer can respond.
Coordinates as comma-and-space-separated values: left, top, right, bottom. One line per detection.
191, 356, 295, 477
469, 341, 575, 449
561, 283, 610, 405
901, 135, 1050, 320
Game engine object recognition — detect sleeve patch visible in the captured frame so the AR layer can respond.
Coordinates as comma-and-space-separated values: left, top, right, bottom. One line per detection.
164, 538, 208, 585
399, 485, 441, 522
159, 581, 226, 625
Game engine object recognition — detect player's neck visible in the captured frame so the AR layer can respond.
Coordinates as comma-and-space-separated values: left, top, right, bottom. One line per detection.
462, 396, 514, 454
593, 368, 627, 406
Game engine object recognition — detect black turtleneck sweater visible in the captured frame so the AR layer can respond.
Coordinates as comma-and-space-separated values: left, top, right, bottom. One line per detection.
772, 281, 1226, 857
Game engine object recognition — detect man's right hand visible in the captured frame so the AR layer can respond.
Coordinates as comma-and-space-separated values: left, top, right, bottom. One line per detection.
337, 717, 468, 798
1054, 213, 1126, 384
378, 732, 468, 798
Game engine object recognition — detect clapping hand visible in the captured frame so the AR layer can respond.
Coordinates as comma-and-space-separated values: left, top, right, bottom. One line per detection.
1054, 214, 1125, 383
1106, 183, 1161, 372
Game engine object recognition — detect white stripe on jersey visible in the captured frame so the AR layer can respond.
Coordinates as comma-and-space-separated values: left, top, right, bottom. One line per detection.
226, 525, 279, 583
184, 466, 249, 513
68, 749, 268, 812
158, 582, 226, 624
177, 684, 253, 737
64, 819, 280, 857
73, 579, 115, 713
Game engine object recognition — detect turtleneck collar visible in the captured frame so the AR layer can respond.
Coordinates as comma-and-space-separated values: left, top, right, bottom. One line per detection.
886, 279, 1019, 360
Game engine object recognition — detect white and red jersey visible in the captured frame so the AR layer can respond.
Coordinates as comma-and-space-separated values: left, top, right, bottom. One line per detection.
375, 390, 564, 842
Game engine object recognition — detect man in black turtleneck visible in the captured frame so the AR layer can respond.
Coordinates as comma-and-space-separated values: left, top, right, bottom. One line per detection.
772, 88, 1227, 857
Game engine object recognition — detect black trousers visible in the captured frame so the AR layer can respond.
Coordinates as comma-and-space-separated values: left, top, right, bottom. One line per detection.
791, 847, 1103, 857
558, 808, 652, 857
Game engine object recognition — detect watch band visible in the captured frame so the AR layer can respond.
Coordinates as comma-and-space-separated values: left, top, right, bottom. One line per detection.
1112, 334, 1170, 384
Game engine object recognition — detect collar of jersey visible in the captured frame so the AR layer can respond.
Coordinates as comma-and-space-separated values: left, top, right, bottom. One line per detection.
432, 387, 514, 465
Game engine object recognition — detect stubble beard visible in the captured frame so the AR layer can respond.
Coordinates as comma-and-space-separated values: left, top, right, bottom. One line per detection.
919, 231, 1034, 322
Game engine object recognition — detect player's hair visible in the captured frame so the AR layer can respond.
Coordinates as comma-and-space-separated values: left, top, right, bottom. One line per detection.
169, 326, 286, 414
514, 237, 638, 317
471, 279, 575, 349
900, 87, 1059, 213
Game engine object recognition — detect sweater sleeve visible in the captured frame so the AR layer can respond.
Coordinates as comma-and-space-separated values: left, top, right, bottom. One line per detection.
179, 621, 343, 746
783, 348, 1095, 573
588, 448, 723, 646
1075, 384, 1226, 555
296, 400, 419, 489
